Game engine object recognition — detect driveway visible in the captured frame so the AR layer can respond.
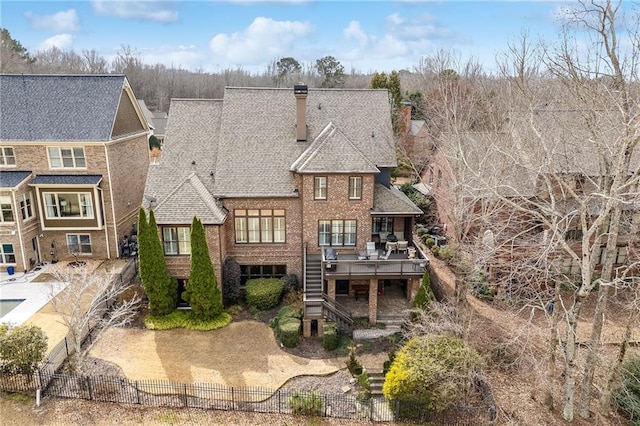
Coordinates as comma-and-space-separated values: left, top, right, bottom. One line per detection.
89, 321, 343, 389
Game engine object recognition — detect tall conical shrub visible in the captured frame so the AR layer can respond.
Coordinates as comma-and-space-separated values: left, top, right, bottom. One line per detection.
183, 217, 223, 320
141, 209, 177, 316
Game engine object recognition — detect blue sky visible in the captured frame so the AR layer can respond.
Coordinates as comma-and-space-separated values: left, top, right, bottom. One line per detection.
1, 1, 580, 74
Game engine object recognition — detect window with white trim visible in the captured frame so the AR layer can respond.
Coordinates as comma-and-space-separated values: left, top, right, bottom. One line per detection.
0, 243, 15, 263
19, 193, 33, 220
314, 176, 327, 200
162, 226, 191, 255
318, 219, 356, 247
67, 234, 92, 254
0, 147, 15, 166
44, 192, 94, 219
47, 146, 86, 168
349, 176, 362, 200
235, 209, 286, 243
0, 196, 14, 222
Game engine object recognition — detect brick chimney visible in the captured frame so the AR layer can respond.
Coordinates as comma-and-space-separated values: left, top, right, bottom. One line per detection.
294, 84, 308, 141
400, 101, 412, 135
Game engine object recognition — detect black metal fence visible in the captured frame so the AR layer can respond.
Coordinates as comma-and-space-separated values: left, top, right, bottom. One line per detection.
0, 370, 489, 424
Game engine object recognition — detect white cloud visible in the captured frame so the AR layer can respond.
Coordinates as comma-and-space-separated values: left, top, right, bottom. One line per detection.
38, 34, 75, 51
209, 17, 313, 65
343, 21, 369, 45
24, 9, 80, 33
338, 12, 458, 67
92, 1, 179, 22
141, 45, 205, 70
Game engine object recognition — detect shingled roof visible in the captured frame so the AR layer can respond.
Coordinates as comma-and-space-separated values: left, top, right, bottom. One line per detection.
0, 171, 32, 189
145, 87, 398, 224
371, 184, 424, 215
0, 74, 129, 142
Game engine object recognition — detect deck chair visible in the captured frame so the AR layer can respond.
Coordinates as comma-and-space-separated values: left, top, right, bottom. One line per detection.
380, 247, 392, 260
397, 241, 409, 254
366, 241, 376, 256
378, 232, 389, 243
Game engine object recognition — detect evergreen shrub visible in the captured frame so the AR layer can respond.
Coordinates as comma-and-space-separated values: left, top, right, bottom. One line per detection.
245, 278, 283, 310
322, 322, 340, 351
278, 317, 301, 348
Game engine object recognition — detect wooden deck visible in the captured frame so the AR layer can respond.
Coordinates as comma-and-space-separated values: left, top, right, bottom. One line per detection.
322, 252, 427, 279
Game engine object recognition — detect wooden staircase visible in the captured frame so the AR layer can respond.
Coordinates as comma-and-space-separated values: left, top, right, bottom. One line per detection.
304, 253, 354, 333
368, 369, 385, 397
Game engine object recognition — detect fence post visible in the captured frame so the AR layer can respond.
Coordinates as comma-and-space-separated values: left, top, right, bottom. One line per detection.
277, 390, 281, 414
135, 381, 140, 404
86, 376, 93, 400
231, 387, 235, 406
369, 398, 373, 422
183, 384, 188, 407
395, 399, 400, 421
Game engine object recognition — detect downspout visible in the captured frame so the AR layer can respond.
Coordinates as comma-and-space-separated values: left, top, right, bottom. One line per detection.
97, 186, 110, 259
103, 142, 118, 259
10, 190, 26, 270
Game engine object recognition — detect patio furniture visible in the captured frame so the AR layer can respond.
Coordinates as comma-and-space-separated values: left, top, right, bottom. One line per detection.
394, 232, 405, 241
397, 241, 409, 254
352, 283, 369, 300
407, 247, 417, 259
325, 247, 338, 270
385, 241, 398, 253
366, 241, 376, 256
378, 231, 389, 243
380, 247, 392, 260
369, 251, 379, 260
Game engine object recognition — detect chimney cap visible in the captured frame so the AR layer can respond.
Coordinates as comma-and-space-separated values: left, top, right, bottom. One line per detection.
294, 84, 308, 95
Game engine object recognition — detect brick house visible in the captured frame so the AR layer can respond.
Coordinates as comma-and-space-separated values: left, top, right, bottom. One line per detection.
0, 74, 150, 272
422, 117, 639, 291
144, 85, 425, 330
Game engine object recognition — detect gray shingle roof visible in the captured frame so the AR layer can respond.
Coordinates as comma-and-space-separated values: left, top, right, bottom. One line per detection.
144, 88, 399, 224
0, 170, 32, 188
0, 74, 126, 142
30, 174, 102, 185
213, 87, 395, 197
372, 184, 423, 215
153, 172, 227, 225
290, 122, 379, 173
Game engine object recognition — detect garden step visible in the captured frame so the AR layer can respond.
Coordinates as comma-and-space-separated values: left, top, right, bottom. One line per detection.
368, 369, 385, 396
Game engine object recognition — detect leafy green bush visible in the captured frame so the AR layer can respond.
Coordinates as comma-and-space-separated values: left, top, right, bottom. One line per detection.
279, 317, 301, 348
423, 235, 435, 248
613, 356, 640, 423
281, 274, 299, 293
470, 269, 495, 301
383, 334, 482, 414
0, 324, 48, 374
245, 278, 283, 310
222, 257, 242, 307
323, 322, 340, 351
437, 245, 455, 263
278, 305, 302, 320
144, 310, 232, 331
288, 390, 322, 416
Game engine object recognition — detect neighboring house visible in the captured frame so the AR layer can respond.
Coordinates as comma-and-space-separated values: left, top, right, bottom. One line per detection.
423, 111, 639, 289
144, 85, 424, 330
398, 102, 432, 170
137, 99, 168, 144
0, 74, 150, 271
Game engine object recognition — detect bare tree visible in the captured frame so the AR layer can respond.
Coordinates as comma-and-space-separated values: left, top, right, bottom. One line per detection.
50, 265, 141, 373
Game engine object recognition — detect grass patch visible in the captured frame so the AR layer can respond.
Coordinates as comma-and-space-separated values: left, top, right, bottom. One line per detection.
145, 310, 232, 331
4, 392, 33, 403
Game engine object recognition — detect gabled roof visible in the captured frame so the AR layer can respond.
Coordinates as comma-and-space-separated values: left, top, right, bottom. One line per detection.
212, 87, 395, 197
371, 184, 423, 215
0, 74, 139, 142
153, 172, 227, 225
137, 99, 156, 130
0, 170, 31, 189
290, 122, 379, 173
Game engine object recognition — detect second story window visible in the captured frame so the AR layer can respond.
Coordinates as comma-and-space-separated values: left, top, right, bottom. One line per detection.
0, 197, 14, 222
48, 146, 86, 169
44, 192, 94, 219
235, 209, 286, 243
19, 193, 33, 220
314, 176, 327, 200
349, 176, 362, 200
0, 147, 15, 166
162, 226, 191, 255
